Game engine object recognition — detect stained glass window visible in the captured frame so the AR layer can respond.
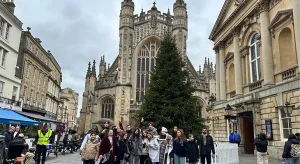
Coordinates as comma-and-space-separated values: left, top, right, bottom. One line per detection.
101, 99, 114, 119
249, 33, 261, 82
136, 39, 160, 101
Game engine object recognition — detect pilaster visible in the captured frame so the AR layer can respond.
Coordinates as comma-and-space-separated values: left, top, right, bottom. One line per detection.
219, 42, 226, 100
259, 0, 275, 85
292, 0, 300, 72
215, 48, 220, 101
232, 27, 243, 95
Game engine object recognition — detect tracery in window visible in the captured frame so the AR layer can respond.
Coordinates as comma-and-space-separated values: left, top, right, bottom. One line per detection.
136, 39, 160, 102
101, 98, 114, 119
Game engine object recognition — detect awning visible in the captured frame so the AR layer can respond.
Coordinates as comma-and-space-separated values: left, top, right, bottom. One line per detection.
17, 111, 59, 123
0, 109, 40, 126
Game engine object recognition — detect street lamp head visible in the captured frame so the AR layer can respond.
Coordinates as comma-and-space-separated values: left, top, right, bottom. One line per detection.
282, 102, 295, 115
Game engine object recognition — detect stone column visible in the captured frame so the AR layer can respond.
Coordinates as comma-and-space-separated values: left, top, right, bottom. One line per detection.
293, 0, 300, 70
219, 42, 226, 100
259, 0, 275, 85
215, 48, 220, 101
232, 27, 243, 95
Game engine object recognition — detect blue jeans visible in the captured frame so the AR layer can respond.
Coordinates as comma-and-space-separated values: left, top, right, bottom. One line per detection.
287, 158, 300, 164
174, 154, 185, 164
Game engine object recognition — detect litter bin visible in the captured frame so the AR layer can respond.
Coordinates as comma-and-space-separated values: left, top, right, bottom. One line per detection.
0, 135, 5, 164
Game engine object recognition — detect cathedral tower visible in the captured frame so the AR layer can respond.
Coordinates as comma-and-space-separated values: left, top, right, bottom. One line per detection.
119, 0, 134, 84
172, 0, 188, 58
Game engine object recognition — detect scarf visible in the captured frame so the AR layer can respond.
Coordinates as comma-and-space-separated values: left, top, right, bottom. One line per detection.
202, 134, 207, 145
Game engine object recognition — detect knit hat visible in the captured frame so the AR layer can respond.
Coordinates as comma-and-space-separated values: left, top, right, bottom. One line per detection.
161, 127, 168, 133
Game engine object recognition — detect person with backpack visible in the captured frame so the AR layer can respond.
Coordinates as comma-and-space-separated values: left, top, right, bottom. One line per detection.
229, 132, 234, 143
282, 134, 300, 164
81, 132, 100, 164
80, 125, 100, 152
254, 133, 268, 164
233, 131, 241, 147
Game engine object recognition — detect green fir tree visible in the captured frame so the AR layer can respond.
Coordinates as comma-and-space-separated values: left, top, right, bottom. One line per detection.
137, 33, 205, 137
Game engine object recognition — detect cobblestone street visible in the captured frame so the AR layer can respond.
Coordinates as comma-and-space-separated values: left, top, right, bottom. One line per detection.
46, 152, 82, 164
43, 152, 282, 164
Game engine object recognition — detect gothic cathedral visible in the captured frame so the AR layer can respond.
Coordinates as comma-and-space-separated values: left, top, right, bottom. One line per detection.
79, 0, 215, 133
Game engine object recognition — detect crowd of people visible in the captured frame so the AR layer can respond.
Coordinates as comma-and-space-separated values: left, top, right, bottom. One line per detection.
79, 120, 216, 164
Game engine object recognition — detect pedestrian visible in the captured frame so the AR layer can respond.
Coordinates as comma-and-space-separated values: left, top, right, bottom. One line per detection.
254, 133, 268, 164
140, 129, 149, 164
187, 134, 199, 164
159, 127, 173, 164
13, 125, 21, 139
172, 129, 188, 164
199, 128, 215, 164
282, 134, 300, 163
80, 125, 100, 152
128, 128, 143, 164
229, 131, 234, 143
148, 122, 158, 136
3, 126, 15, 148
18, 133, 35, 164
116, 133, 128, 164
99, 129, 117, 164
170, 126, 178, 139
81, 132, 100, 164
233, 130, 241, 147
35, 122, 53, 164
123, 133, 130, 163
100, 122, 110, 139
126, 125, 133, 138
148, 132, 160, 164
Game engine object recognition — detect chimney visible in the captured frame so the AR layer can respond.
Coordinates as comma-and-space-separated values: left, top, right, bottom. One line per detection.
1, 0, 16, 14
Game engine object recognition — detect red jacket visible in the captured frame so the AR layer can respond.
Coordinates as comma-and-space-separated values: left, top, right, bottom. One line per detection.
99, 135, 117, 161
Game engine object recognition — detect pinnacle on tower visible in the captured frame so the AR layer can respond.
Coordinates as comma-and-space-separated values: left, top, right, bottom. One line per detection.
208, 58, 210, 66
205, 57, 207, 65
151, 1, 157, 10
86, 62, 91, 78
92, 60, 96, 77
199, 65, 202, 73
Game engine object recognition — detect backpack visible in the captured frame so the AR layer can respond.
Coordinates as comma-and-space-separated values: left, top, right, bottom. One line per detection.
290, 144, 300, 157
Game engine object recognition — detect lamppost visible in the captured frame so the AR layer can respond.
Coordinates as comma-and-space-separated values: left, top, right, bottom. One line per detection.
280, 102, 295, 115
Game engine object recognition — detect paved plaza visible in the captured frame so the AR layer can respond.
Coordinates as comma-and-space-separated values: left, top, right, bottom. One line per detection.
44, 152, 282, 164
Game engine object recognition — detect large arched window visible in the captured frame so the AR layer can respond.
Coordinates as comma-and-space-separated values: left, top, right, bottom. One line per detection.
249, 33, 261, 82
279, 28, 297, 70
101, 98, 114, 119
136, 39, 160, 102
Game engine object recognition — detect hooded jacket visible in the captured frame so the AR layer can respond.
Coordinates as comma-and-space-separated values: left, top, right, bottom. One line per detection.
254, 133, 268, 152
187, 140, 199, 162
282, 134, 300, 158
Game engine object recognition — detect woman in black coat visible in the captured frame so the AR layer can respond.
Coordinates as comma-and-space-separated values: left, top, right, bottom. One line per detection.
187, 134, 199, 164
116, 133, 128, 164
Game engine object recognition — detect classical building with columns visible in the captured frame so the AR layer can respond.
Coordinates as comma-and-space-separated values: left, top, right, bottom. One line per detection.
78, 0, 216, 133
209, 0, 300, 159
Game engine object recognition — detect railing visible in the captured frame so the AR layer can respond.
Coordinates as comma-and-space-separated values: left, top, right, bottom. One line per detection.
249, 80, 263, 91
228, 91, 236, 98
282, 66, 297, 81
0, 96, 22, 111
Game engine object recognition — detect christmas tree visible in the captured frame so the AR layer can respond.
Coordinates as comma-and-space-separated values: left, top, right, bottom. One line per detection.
137, 33, 204, 136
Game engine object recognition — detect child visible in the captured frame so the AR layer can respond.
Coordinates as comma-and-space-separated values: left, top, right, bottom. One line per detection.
187, 134, 199, 164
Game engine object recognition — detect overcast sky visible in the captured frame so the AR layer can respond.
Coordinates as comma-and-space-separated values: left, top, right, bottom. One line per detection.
14, 0, 224, 117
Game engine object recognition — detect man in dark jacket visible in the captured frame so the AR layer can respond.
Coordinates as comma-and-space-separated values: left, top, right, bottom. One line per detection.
187, 134, 199, 164
254, 133, 268, 163
3, 126, 15, 147
282, 134, 300, 163
198, 128, 215, 164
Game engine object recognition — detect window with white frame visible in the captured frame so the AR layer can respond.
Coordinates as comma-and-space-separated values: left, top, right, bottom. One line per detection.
0, 48, 7, 67
0, 18, 4, 36
249, 33, 262, 82
0, 81, 4, 97
279, 108, 292, 139
5, 24, 10, 40
12, 86, 18, 100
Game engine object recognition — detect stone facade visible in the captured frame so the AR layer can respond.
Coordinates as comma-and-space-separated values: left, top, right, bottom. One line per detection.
59, 88, 79, 129
0, 0, 22, 111
209, 0, 300, 159
78, 0, 216, 133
